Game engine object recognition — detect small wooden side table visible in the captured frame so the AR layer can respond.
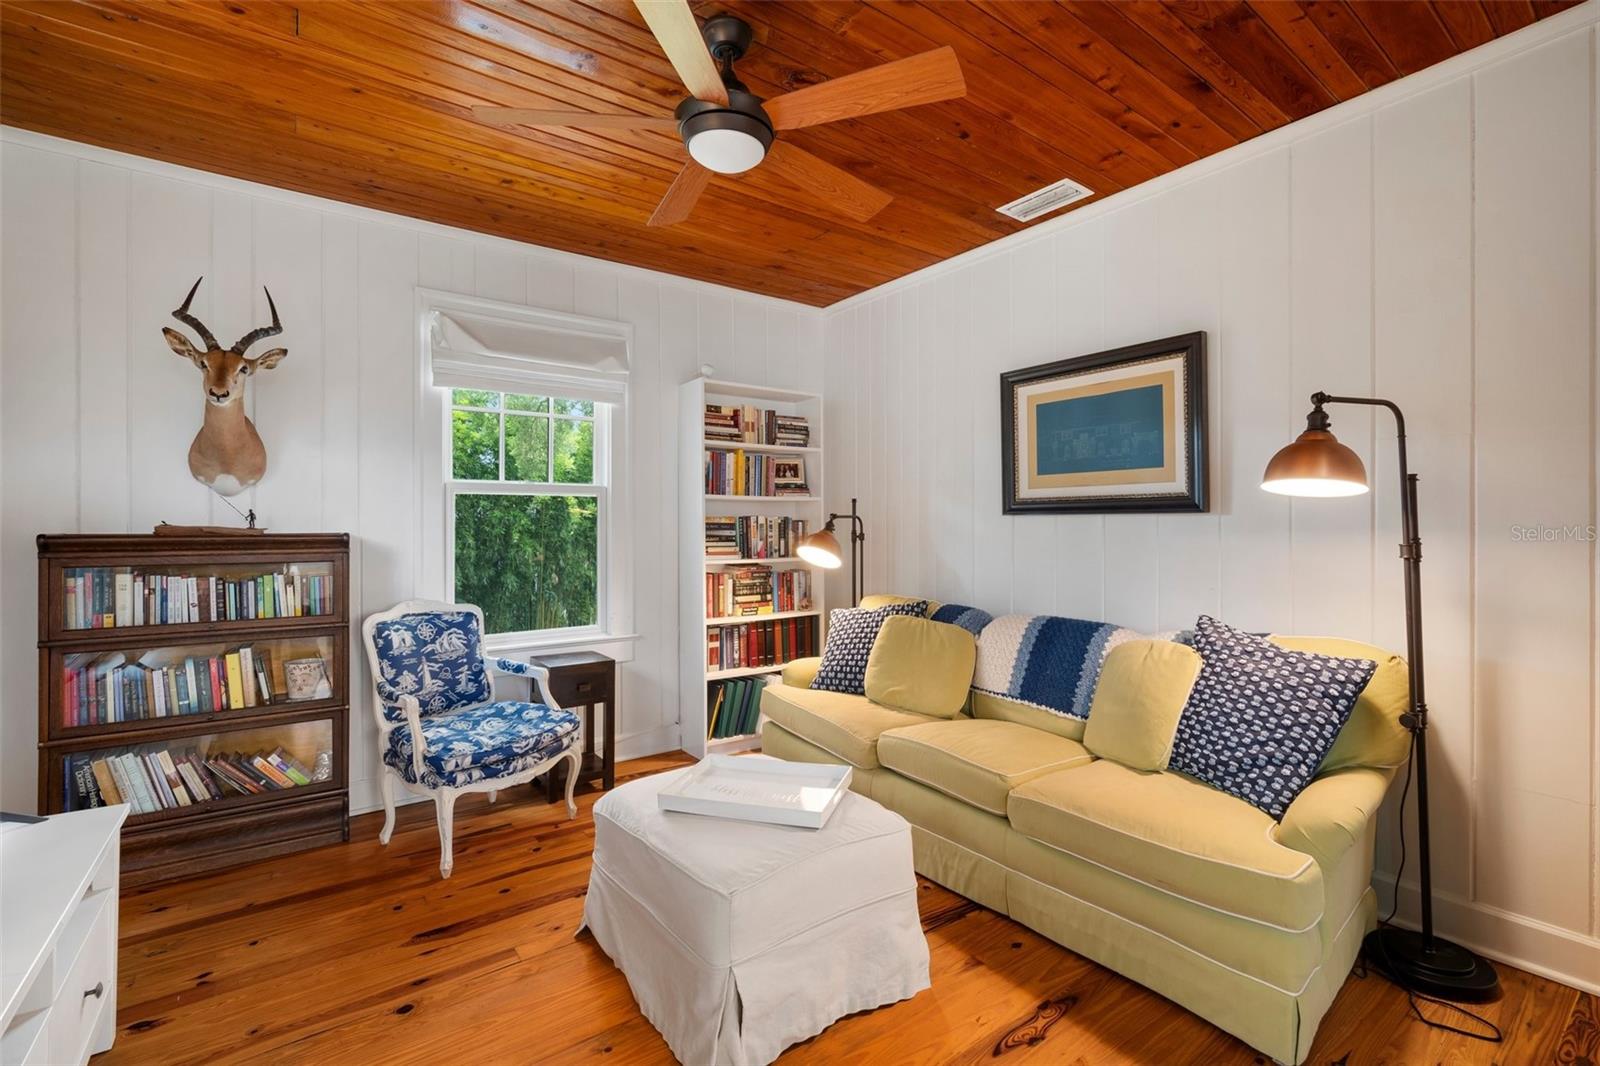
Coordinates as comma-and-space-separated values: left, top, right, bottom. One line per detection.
535, 651, 616, 797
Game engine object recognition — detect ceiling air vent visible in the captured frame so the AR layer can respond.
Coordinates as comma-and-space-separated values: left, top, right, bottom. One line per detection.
996, 177, 1095, 223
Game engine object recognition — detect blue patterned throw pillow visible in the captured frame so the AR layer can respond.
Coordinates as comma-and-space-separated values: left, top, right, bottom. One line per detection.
811, 601, 929, 695
1169, 615, 1377, 820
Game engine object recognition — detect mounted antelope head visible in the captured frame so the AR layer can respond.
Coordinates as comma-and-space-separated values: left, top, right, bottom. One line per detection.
162, 277, 288, 497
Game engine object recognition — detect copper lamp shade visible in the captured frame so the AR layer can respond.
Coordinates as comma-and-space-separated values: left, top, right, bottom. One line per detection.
1261, 427, 1369, 497
796, 526, 843, 568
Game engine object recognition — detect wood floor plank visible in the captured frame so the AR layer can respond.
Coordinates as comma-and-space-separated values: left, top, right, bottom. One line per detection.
101, 753, 1585, 1065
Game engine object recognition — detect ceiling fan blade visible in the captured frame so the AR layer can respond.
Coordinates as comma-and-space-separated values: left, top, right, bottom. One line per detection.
649, 160, 713, 226
472, 107, 677, 130
760, 141, 892, 223
634, 0, 729, 107
763, 47, 965, 131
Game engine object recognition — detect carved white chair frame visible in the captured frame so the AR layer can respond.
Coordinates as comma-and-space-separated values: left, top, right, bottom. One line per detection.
361, 598, 580, 878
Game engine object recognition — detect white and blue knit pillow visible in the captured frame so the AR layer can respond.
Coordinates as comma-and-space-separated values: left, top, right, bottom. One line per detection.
1169, 615, 1376, 820
811, 601, 929, 695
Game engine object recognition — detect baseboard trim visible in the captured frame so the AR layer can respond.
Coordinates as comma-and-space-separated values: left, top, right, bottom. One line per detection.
1372, 872, 1600, 995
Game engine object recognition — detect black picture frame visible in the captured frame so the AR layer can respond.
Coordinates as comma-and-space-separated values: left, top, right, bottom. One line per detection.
1000, 332, 1207, 514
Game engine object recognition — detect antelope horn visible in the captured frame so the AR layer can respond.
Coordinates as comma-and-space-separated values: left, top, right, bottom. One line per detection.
232, 287, 283, 354
171, 276, 221, 351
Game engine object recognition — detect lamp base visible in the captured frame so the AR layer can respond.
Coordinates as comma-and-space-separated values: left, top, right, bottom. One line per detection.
1362, 927, 1500, 1002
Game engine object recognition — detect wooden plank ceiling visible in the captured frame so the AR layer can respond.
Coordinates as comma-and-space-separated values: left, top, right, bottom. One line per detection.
0, 1, 1577, 306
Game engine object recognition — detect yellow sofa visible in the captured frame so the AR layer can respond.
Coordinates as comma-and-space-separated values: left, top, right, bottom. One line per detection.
760, 596, 1410, 1066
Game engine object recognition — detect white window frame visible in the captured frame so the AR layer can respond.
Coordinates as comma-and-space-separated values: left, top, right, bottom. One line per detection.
417, 288, 635, 655
443, 392, 611, 646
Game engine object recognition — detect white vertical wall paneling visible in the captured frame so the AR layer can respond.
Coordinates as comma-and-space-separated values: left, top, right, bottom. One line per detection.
1471, 32, 1594, 932
1, 144, 77, 812
77, 161, 130, 533
209, 188, 257, 527
252, 199, 324, 534
817, 21, 1600, 989
729, 297, 766, 387
619, 274, 663, 736
1100, 201, 1162, 632
1051, 221, 1108, 621
1153, 172, 1222, 630
527, 253, 573, 313
1289, 118, 1375, 639
1371, 78, 1475, 896
915, 282, 939, 598
1216, 150, 1294, 633
1009, 236, 1059, 617
474, 247, 525, 305
969, 257, 1012, 614
127, 173, 213, 530
320, 215, 364, 786
1, 132, 830, 811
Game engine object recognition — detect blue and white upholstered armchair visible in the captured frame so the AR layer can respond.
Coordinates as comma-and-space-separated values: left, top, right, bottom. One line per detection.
362, 600, 582, 877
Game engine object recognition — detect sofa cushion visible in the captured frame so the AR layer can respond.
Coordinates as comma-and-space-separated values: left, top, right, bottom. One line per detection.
1007, 760, 1323, 931
1171, 616, 1378, 820
877, 719, 1093, 817
1083, 640, 1203, 771
865, 616, 976, 719
761, 684, 934, 769
812, 602, 929, 695
1269, 635, 1408, 773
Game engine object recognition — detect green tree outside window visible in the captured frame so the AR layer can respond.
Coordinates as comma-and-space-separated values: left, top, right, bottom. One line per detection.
449, 390, 601, 635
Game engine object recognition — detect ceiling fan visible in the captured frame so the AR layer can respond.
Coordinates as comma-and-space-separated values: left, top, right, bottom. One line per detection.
472, 0, 966, 227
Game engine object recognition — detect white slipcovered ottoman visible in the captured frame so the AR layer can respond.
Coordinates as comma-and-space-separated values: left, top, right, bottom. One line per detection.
579, 762, 930, 1065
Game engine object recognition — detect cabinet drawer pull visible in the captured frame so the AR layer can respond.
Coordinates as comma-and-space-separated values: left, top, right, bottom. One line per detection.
84, 981, 104, 1000
576, 682, 593, 693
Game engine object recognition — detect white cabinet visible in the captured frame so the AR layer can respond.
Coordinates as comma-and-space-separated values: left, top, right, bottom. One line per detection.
1, 805, 126, 1065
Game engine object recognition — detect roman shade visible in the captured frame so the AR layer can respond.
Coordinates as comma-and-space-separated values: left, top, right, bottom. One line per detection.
426, 305, 629, 404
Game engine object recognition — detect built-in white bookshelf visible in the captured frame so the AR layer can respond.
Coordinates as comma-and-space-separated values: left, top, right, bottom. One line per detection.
679, 377, 825, 758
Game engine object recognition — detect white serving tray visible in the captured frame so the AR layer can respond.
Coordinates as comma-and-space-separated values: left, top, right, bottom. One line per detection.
657, 755, 852, 829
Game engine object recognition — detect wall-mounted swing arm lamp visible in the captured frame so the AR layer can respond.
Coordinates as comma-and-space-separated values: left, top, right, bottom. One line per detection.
1262, 392, 1499, 1002
796, 497, 865, 607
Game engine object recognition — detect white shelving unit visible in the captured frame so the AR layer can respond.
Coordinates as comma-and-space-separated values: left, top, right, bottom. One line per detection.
679, 377, 825, 759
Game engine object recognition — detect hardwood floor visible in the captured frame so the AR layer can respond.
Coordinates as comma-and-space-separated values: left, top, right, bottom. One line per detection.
107, 754, 1594, 1065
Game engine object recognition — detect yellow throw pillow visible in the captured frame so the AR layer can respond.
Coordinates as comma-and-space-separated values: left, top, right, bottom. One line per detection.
859, 593, 942, 617
1269, 635, 1409, 771
864, 615, 975, 719
1082, 640, 1203, 771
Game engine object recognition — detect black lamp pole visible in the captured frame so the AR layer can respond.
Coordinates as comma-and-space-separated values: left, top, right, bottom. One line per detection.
822, 497, 866, 607
1306, 393, 1498, 1001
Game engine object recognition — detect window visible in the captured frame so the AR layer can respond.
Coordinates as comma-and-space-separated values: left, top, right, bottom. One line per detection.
446, 389, 607, 639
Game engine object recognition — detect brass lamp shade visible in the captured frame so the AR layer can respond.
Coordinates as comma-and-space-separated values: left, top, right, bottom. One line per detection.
796, 526, 843, 568
1261, 428, 1369, 498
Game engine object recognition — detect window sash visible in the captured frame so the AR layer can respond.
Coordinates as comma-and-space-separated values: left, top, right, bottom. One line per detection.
445, 397, 611, 642
449, 391, 598, 487
444, 481, 609, 643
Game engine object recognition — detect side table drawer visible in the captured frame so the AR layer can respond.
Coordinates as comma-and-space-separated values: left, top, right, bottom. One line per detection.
546, 664, 613, 706
46, 887, 114, 1066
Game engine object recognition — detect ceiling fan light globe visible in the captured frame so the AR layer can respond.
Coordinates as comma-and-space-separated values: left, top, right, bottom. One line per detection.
687, 128, 767, 174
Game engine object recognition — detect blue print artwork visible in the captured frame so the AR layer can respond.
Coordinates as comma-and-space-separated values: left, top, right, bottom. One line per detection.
1036, 384, 1165, 474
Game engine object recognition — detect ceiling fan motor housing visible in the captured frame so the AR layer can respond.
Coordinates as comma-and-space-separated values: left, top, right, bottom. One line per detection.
675, 91, 773, 173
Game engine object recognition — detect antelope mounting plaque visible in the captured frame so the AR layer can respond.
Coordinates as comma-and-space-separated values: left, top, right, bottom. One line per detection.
162, 277, 288, 497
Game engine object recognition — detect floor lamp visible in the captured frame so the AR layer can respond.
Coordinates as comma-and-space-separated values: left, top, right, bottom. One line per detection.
796, 498, 865, 606
1261, 391, 1499, 1001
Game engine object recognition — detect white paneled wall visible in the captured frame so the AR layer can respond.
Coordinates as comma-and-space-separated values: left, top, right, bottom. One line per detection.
0, 131, 823, 816
821, 16, 1599, 990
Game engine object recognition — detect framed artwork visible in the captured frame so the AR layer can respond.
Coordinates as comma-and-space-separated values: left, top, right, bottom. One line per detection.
1001, 332, 1207, 514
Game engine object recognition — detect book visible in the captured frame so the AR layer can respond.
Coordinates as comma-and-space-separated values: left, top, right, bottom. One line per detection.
157, 750, 193, 806
90, 758, 123, 806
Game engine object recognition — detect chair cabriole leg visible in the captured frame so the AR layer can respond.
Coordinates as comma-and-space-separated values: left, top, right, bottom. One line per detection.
563, 748, 580, 819
436, 789, 458, 878
378, 768, 397, 846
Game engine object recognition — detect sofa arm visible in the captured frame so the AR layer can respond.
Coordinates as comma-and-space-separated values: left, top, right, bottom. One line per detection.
1274, 766, 1394, 872
781, 656, 822, 688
